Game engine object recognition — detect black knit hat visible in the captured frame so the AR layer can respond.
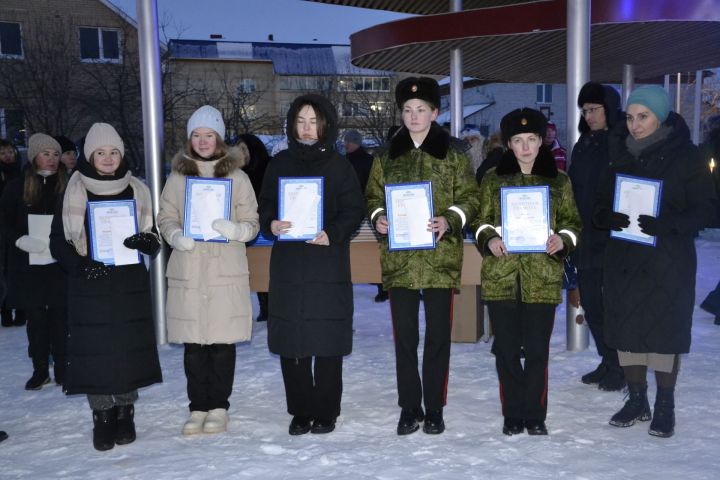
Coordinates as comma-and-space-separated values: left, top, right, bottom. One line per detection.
577, 81, 622, 133
53, 135, 76, 154
395, 77, 441, 109
500, 108, 547, 144
577, 82, 606, 107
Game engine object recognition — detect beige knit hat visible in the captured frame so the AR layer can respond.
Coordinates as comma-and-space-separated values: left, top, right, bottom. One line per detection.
27, 133, 61, 163
84, 123, 124, 160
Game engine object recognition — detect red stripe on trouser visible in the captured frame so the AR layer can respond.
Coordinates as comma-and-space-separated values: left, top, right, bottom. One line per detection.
441, 289, 454, 406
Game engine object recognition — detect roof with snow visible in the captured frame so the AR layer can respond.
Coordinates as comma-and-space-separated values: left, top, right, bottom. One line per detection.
168, 39, 391, 76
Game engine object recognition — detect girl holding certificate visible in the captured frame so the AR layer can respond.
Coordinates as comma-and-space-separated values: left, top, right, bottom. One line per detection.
49, 123, 162, 451
365, 77, 479, 436
594, 86, 717, 438
472, 108, 581, 436
0, 134, 68, 390
258, 94, 364, 436
158, 105, 259, 437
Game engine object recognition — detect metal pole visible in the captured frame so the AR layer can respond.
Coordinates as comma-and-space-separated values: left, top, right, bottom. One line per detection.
621, 64, 634, 107
693, 70, 703, 145
664, 74, 670, 94
137, 0, 168, 344
565, 0, 590, 351
675, 72, 682, 114
449, 0, 463, 137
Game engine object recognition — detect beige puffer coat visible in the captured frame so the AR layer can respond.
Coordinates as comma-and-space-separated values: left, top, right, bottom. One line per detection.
157, 147, 259, 344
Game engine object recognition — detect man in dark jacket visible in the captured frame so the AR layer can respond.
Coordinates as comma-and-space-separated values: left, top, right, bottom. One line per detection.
568, 82, 626, 391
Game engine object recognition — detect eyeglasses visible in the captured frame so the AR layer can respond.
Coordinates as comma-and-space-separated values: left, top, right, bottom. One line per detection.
581, 106, 603, 116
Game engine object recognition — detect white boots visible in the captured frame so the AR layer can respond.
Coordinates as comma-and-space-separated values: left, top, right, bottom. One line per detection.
182, 409, 228, 435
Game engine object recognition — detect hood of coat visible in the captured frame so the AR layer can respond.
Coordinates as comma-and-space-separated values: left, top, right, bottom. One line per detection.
171, 146, 246, 178
579, 84, 624, 134
496, 144, 558, 178
389, 122, 452, 160
609, 111, 692, 162
285, 94, 339, 157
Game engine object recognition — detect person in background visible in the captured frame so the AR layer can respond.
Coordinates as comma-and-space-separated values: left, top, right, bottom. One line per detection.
594, 86, 716, 438
475, 131, 504, 185
50, 123, 162, 451
459, 125, 486, 174
366, 77, 479, 436
698, 114, 720, 325
0, 139, 24, 327
53, 135, 78, 173
158, 105, 259, 437
473, 108, 580, 436
0, 134, 69, 389
259, 94, 364, 436
239, 132, 271, 322
568, 81, 626, 391
544, 122, 567, 171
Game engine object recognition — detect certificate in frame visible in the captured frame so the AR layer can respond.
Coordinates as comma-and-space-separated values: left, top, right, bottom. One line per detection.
278, 177, 324, 241
183, 176, 233, 243
87, 199, 141, 266
384, 181, 436, 251
610, 174, 663, 246
500, 185, 550, 253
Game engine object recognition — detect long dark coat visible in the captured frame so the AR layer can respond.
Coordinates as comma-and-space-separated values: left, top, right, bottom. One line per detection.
258, 94, 365, 358
0, 174, 67, 309
595, 112, 717, 354
49, 165, 162, 395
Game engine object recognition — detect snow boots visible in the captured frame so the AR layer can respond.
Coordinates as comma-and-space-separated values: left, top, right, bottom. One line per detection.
25, 358, 51, 391
114, 405, 136, 445
397, 407, 425, 435
609, 382, 651, 427
581, 363, 608, 384
422, 409, 445, 434
92, 409, 117, 451
649, 387, 675, 438
182, 411, 208, 436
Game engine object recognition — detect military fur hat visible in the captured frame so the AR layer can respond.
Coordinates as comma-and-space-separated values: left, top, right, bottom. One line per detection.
500, 108, 548, 144
395, 77, 441, 109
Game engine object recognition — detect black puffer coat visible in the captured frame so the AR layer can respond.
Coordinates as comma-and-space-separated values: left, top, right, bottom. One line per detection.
0, 174, 67, 309
258, 94, 365, 358
50, 161, 162, 395
595, 112, 717, 353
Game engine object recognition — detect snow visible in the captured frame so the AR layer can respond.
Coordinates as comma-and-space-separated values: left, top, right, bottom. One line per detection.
1, 236, 719, 480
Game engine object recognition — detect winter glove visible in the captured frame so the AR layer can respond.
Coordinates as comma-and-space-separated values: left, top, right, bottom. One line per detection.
211, 219, 255, 242
76, 257, 111, 280
169, 230, 195, 252
638, 214, 674, 236
15, 235, 48, 253
594, 209, 630, 231
123, 232, 161, 256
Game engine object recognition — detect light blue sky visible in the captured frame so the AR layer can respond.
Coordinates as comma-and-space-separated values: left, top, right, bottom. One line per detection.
109, 0, 410, 44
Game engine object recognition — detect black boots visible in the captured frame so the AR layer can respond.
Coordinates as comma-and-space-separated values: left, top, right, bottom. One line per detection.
581, 363, 608, 384
92, 409, 117, 451
289, 416, 312, 435
256, 292, 269, 322
598, 369, 626, 392
422, 409, 445, 434
502, 417, 524, 435
397, 407, 424, 435
115, 405, 137, 445
609, 382, 651, 427
310, 417, 336, 434
25, 359, 51, 391
649, 387, 675, 438
524, 419, 548, 435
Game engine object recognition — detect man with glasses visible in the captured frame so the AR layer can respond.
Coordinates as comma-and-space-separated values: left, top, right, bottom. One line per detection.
568, 82, 626, 391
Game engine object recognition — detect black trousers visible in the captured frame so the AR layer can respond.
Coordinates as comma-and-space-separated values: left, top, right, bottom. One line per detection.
280, 356, 343, 420
389, 288, 453, 412
487, 298, 555, 421
184, 343, 236, 412
25, 306, 68, 381
577, 268, 620, 370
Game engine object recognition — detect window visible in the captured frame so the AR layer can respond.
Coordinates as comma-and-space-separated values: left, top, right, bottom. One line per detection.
341, 102, 361, 117
0, 22, 23, 58
240, 105, 257, 118
79, 27, 121, 63
536, 84, 552, 104
237, 79, 256, 94
346, 76, 391, 92
369, 101, 389, 114
279, 76, 331, 91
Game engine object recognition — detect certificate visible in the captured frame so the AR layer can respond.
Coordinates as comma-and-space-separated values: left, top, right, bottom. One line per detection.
183, 177, 233, 242
27, 214, 55, 265
278, 177, 323, 241
610, 174, 663, 246
87, 200, 141, 266
385, 182, 435, 251
501, 186, 550, 253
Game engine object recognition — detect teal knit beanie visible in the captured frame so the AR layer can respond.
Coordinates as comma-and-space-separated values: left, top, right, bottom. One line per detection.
626, 86, 671, 123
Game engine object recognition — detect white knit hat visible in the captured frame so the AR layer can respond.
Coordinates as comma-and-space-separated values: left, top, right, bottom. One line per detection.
187, 105, 225, 139
84, 123, 124, 160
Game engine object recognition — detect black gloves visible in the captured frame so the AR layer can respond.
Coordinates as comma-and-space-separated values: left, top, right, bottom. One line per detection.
595, 208, 630, 231
76, 257, 111, 280
638, 214, 674, 236
124, 232, 161, 256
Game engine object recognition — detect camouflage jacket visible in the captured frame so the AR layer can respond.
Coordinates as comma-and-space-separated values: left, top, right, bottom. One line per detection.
366, 123, 480, 290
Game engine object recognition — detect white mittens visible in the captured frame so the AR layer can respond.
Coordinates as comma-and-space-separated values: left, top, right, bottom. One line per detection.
211, 219, 254, 242
15, 235, 48, 253
169, 230, 195, 252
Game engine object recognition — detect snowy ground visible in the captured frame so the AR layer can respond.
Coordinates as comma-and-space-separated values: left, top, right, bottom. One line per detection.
1, 236, 719, 480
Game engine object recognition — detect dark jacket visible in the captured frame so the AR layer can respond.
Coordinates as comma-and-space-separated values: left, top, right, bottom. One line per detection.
49, 163, 162, 395
347, 146, 374, 192
476, 146, 503, 185
258, 94, 365, 358
0, 174, 67, 309
594, 112, 717, 354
